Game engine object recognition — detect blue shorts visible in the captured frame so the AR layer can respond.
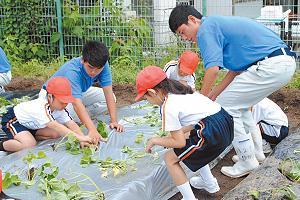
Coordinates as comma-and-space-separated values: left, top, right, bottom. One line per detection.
1, 107, 37, 139
174, 108, 234, 172
259, 122, 289, 144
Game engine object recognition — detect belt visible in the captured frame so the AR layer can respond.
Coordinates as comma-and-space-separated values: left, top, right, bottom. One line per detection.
252, 47, 296, 66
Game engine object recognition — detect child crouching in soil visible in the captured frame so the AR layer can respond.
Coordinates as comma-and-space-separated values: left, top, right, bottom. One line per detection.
164, 50, 199, 91
0, 77, 92, 152
135, 66, 234, 199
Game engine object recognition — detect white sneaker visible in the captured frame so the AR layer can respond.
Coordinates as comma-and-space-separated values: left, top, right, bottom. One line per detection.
190, 176, 220, 193
262, 139, 272, 153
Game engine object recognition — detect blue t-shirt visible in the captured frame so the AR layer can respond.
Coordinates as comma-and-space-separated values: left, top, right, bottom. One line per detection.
197, 16, 287, 71
0, 47, 11, 73
45, 57, 112, 99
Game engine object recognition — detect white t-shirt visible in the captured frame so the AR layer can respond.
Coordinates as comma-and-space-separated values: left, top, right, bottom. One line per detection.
252, 98, 288, 137
163, 60, 196, 89
161, 92, 221, 131
13, 95, 72, 130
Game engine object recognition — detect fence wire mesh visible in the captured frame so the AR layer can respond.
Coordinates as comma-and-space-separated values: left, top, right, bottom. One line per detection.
0, 0, 299, 68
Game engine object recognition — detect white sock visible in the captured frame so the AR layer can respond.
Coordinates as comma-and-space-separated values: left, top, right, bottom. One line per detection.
177, 181, 196, 200
199, 164, 215, 183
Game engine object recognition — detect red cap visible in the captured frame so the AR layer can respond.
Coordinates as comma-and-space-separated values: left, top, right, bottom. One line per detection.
179, 51, 200, 74
46, 77, 76, 103
135, 66, 167, 101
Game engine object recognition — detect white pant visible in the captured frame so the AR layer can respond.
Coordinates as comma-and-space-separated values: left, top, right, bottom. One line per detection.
216, 55, 296, 138
40, 86, 114, 123
0, 71, 11, 93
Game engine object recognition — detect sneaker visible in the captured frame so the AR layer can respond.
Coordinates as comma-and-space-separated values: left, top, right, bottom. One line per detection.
190, 176, 220, 193
262, 139, 272, 153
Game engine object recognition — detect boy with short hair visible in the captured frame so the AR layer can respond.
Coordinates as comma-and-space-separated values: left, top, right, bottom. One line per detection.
39, 41, 124, 145
0, 47, 12, 93
169, 5, 296, 178
164, 50, 199, 90
0, 77, 92, 152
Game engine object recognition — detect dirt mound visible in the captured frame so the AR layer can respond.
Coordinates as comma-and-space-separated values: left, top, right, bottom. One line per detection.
5, 76, 44, 91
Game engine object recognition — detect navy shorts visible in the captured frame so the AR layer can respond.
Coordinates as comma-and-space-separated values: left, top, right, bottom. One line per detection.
1, 107, 37, 140
259, 122, 289, 144
174, 108, 234, 172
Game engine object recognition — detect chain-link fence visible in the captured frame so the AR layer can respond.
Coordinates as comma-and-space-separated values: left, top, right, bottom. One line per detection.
0, 0, 299, 67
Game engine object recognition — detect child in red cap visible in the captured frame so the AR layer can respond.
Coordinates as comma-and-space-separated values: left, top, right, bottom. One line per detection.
0, 77, 92, 152
163, 51, 199, 90
135, 66, 233, 199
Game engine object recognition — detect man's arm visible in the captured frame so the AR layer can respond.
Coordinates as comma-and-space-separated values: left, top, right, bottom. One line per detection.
207, 70, 240, 101
200, 66, 220, 96
102, 85, 124, 132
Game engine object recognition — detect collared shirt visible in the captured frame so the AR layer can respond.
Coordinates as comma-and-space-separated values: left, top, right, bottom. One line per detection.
164, 60, 196, 89
0, 47, 11, 73
14, 94, 72, 129
161, 92, 221, 131
197, 16, 287, 71
44, 57, 112, 99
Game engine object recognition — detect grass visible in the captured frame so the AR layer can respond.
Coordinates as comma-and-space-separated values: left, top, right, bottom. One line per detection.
286, 72, 300, 89
11, 58, 65, 81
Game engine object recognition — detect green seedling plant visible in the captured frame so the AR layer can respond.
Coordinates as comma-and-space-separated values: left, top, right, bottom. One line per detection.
154, 130, 168, 137
294, 148, 300, 154
22, 151, 46, 187
98, 157, 136, 178
52, 134, 81, 155
121, 145, 146, 159
0, 97, 12, 107
134, 133, 144, 144
38, 161, 104, 199
248, 185, 297, 200
51, 134, 69, 151
2, 171, 21, 189
97, 120, 109, 139
279, 158, 300, 183
124, 110, 161, 127
11, 96, 30, 105
133, 103, 159, 110
80, 146, 98, 167
69, 172, 105, 200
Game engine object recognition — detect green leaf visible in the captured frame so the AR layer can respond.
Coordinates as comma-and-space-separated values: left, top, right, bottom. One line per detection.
97, 121, 109, 139
72, 26, 84, 37
50, 32, 61, 43
248, 189, 260, 199
37, 151, 46, 159
2, 172, 21, 189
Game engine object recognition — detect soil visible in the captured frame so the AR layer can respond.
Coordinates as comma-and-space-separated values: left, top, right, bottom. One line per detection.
4, 76, 300, 200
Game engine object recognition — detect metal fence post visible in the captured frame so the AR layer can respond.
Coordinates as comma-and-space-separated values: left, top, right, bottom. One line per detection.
202, 0, 207, 16
55, 0, 64, 59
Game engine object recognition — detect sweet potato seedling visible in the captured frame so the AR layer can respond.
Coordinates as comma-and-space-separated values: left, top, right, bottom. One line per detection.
97, 120, 109, 139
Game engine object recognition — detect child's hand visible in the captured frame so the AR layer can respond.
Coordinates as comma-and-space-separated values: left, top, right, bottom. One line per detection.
77, 134, 92, 143
80, 141, 91, 148
109, 121, 124, 132
88, 130, 101, 144
145, 138, 155, 153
